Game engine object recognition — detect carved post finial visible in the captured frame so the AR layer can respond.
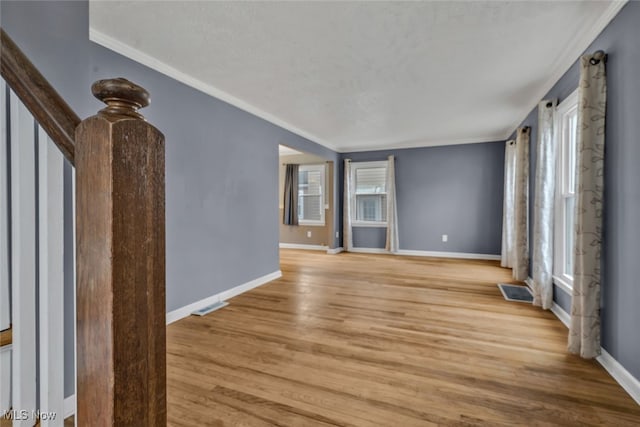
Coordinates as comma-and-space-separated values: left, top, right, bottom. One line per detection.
77, 77, 166, 425
92, 78, 150, 120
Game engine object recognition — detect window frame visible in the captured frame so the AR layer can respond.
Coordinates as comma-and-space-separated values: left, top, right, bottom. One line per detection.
297, 163, 326, 226
350, 160, 388, 228
553, 89, 579, 293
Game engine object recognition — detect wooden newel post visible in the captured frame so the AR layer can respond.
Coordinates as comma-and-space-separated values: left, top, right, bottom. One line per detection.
75, 78, 166, 426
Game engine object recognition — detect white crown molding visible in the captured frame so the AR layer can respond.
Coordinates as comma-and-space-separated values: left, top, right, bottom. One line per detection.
279, 243, 328, 251
89, 28, 338, 152
335, 135, 503, 153
505, 0, 628, 138
166, 270, 282, 324
396, 249, 501, 261
89, 29, 505, 153
91, 1, 627, 153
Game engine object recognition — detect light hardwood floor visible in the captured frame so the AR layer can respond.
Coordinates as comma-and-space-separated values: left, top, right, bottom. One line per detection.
167, 249, 640, 426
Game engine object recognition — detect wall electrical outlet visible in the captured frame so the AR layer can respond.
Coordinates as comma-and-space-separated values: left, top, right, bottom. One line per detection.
336, 231, 339, 238
307, 231, 312, 238
442, 234, 448, 242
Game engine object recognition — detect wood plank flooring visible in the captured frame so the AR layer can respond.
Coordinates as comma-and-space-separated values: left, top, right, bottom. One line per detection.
167, 249, 640, 426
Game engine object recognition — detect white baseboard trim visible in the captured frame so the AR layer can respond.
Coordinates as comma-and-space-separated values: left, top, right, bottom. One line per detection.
346, 248, 501, 260
166, 270, 282, 325
524, 277, 533, 292
551, 303, 571, 328
64, 394, 75, 417
396, 249, 501, 261
326, 247, 344, 255
348, 247, 388, 254
597, 348, 640, 406
279, 243, 328, 251
550, 303, 640, 405
61, 271, 283, 417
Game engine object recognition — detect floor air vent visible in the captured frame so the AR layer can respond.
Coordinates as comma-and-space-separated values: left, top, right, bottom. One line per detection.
191, 301, 229, 316
497, 283, 533, 303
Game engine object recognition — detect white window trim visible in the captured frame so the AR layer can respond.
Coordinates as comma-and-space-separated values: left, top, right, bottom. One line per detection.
553, 88, 579, 293
352, 221, 388, 228
350, 160, 388, 227
298, 164, 326, 226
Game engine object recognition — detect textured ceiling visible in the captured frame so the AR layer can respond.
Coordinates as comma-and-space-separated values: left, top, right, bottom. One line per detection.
90, 1, 624, 152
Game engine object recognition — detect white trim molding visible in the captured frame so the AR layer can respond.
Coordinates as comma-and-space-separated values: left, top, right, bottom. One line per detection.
550, 303, 640, 405
345, 248, 501, 260
326, 247, 344, 255
348, 247, 388, 255
597, 349, 640, 406
64, 394, 76, 418
396, 249, 501, 261
508, 0, 628, 139
506, 1, 628, 140
551, 303, 571, 328
524, 277, 534, 292
553, 276, 573, 295
279, 243, 328, 251
89, 29, 337, 152
66, 269, 284, 414
336, 135, 502, 153
86, 30, 505, 154
166, 270, 282, 324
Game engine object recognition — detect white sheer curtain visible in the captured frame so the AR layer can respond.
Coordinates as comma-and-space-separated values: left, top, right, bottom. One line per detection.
501, 128, 529, 280
531, 100, 557, 309
569, 52, 607, 359
385, 155, 399, 253
343, 159, 354, 251
513, 127, 530, 281
501, 140, 516, 268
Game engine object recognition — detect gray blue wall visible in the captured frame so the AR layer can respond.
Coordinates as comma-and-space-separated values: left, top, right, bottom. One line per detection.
3, 0, 638, 400
342, 142, 505, 254
511, 1, 640, 380
1, 0, 340, 397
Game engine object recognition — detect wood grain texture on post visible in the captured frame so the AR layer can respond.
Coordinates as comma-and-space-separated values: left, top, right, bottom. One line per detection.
75, 78, 166, 426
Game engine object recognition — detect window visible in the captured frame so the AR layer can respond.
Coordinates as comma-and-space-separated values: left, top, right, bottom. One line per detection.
298, 164, 325, 225
554, 90, 579, 292
351, 161, 387, 226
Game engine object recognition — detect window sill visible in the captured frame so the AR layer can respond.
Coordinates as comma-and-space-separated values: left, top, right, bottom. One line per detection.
298, 221, 325, 227
352, 222, 387, 228
553, 275, 573, 295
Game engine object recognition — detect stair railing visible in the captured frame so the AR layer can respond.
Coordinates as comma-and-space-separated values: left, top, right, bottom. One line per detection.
1, 28, 167, 426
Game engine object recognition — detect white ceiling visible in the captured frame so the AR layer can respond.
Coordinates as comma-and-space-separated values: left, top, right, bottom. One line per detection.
90, 1, 625, 152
